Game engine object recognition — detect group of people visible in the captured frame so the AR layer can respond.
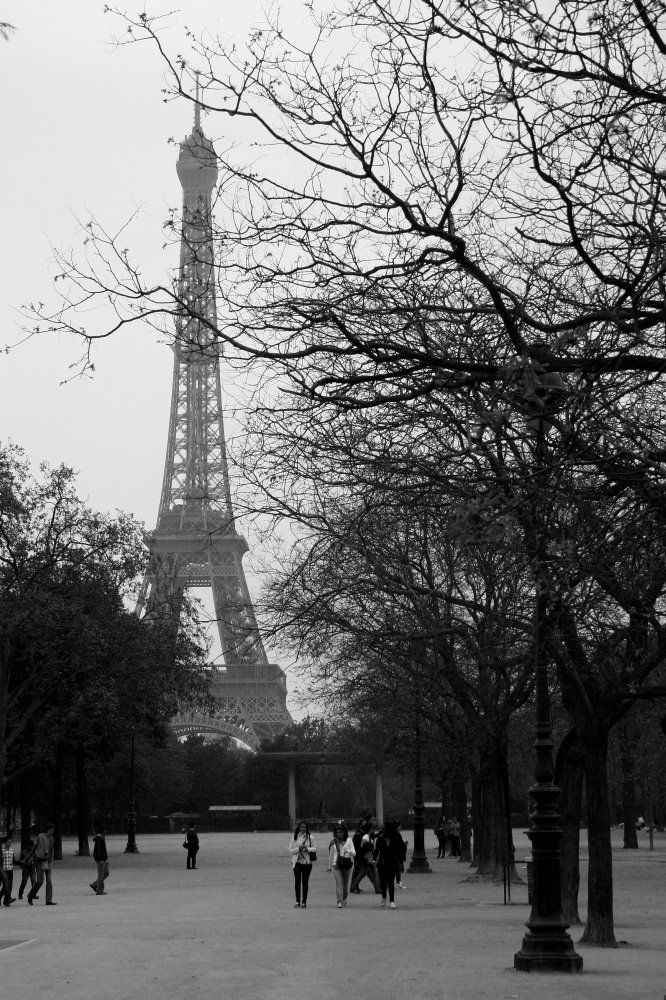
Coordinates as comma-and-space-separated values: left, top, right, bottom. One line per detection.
0, 823, 58, 906
289, 815, 408, 909
433, 816, 461, 858
0, 821, 115, 907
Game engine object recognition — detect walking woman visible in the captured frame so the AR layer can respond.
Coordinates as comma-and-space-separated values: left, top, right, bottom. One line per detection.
374, 820, 403, 909
327, 822, 355, 908
289, 821, 317, 908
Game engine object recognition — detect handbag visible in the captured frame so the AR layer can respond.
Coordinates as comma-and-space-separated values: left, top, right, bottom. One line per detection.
182, 840, 188, 849
309, 850, 317, 862
336, 845, 353, 869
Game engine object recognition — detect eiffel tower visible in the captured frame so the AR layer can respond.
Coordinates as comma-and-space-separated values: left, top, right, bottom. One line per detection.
137, 96, 292, 750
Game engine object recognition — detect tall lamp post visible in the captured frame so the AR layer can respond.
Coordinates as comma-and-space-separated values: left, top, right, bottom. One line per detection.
408, 710, 432, 874
319, 752, 328, 833
514, 417, 580, 972
124, 730, 139, 854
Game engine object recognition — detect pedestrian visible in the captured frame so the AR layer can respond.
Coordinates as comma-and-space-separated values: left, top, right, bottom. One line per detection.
288, 821, 317, 908
434, 815, 446, 858
373, 819, 403, 909
350, 820, 380, 894
17, 838, 37, 900
350, 818, 364, 890
184, 823, 199, 869
27, 822, 56, 906
89, 826, 109, 895
0, 833, 17, 906
449, 816, 461, 858
443, 817, 454, 856
395, 820, 408, 888
327, 822, 355, 908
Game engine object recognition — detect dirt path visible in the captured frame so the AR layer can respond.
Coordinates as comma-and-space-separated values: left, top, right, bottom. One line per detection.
0, 827, 663, 1000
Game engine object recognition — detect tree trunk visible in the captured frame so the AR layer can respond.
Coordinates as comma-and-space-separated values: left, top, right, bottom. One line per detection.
555, 729, 584, 925
19, 771, 33, 851
470, 772, 481, 867
51, 742, 65, 861
618, 719, 639, 849
580, 732, 616, 946
75, 744, 90, 856
472, 736, 514, 880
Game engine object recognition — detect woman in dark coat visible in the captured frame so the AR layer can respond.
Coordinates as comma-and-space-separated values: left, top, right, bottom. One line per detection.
373, 820, 403, 909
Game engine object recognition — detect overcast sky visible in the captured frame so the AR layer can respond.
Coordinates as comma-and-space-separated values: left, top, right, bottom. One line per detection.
0, 2, 304, 705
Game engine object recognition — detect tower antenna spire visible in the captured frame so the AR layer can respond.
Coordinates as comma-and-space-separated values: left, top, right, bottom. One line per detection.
194, 70, 201, 131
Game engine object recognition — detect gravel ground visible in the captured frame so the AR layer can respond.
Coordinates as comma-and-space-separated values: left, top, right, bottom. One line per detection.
0, 827, 664, 1000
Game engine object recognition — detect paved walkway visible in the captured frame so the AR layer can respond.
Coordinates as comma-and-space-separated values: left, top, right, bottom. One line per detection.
0, 828, 664, 1000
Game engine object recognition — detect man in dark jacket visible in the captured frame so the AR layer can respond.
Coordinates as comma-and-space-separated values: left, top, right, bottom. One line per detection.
186, 824, 199, 869
90, 826, 109, 895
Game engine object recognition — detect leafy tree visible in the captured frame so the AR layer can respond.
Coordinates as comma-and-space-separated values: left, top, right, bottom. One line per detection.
0, 443, 210, 853
0, 443, 143, 794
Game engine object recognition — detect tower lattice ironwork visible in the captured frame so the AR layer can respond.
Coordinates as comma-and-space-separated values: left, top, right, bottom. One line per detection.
137, 101, 292, 749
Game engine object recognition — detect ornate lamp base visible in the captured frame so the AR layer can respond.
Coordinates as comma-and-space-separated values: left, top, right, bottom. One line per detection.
514, 927, 583, 973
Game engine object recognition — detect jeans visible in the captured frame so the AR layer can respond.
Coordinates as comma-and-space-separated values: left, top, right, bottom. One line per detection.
187, 849, 198, 869
333, 863, 353, 903
293, 862, 312, 904
28, 860, 53, 903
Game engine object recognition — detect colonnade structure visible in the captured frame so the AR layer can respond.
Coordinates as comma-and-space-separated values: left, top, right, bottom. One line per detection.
266, 752, 386, 829
136, 91, 292, 748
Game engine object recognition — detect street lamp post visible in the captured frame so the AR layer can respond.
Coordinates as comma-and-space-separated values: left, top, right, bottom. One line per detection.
341, 773, 348, 825
514, 418, 581, 972
319, 753, 328, 833
124, 731, 139, 854
408, 714, 432, 874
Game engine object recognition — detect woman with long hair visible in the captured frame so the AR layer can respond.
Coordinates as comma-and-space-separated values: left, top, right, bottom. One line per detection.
373, 820, 403, 909
326, 822, 356, 908
288, 821, 317, 908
